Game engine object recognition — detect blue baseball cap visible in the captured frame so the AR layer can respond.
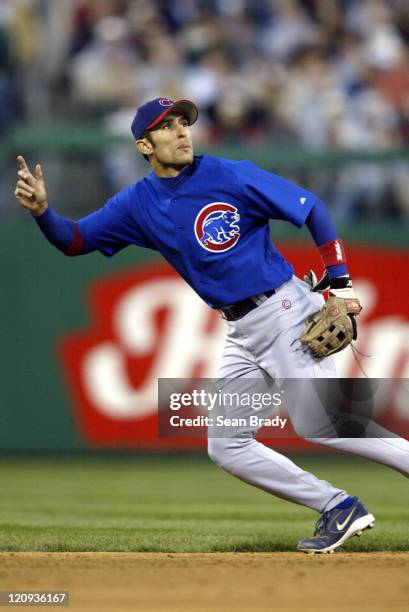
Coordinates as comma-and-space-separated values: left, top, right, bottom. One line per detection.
131, 97, 198, 140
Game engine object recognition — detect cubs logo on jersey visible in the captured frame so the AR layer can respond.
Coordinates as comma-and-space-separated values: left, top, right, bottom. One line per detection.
194, 202, 241, 252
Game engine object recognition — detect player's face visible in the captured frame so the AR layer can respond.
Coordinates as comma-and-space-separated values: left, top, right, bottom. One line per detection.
139, 113, 194, 175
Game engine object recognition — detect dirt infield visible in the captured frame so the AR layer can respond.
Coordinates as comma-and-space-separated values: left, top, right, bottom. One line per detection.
0, 552, 408, 611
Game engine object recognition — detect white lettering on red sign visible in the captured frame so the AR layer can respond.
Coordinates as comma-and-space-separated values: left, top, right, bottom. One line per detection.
82, 279, 225, 419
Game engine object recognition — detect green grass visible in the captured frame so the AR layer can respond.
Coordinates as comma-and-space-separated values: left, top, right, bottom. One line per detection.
0, 455, 408, 552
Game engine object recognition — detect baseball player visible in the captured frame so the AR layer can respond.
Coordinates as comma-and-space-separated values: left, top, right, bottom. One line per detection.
14, 97, 409, 553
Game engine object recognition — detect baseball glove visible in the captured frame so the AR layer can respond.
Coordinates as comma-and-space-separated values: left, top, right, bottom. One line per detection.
299, 271, 362, 358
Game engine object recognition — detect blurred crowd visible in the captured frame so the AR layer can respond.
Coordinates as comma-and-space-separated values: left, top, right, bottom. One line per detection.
1, 0, 409, 219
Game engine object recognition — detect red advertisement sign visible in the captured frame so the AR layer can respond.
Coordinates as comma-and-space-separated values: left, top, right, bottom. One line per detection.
59, 246, 409, 449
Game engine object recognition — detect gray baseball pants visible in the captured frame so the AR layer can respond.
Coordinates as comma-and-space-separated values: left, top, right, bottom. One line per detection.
208, 276, 409, 513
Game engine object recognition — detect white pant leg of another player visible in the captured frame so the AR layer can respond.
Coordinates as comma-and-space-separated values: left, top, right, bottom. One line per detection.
208, 301, 347, 513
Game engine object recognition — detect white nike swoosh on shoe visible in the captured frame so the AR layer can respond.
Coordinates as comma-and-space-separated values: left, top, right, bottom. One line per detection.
336, 508, 356, 531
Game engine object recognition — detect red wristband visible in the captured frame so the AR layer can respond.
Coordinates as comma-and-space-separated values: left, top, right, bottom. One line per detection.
318, 239, 346, 267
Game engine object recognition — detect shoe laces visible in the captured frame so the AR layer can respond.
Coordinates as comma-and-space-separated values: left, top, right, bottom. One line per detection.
314, 509, 331, 536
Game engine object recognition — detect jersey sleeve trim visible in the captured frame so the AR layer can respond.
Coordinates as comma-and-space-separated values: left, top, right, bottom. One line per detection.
63, 223, 84, 257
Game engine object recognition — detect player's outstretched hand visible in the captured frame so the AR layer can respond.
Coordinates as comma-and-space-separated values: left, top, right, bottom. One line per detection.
14, 156, 48, 216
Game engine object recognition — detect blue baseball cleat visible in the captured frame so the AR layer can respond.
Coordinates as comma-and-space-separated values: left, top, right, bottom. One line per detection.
297, 496, 375, 554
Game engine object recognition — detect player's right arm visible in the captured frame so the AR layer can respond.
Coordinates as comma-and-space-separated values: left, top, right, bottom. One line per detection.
14, 155, 150, 257
14, 155, 83, 256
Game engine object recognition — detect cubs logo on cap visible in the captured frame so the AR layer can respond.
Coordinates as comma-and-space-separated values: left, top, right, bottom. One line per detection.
194, 203, 241, 252
131, 97, 198, 140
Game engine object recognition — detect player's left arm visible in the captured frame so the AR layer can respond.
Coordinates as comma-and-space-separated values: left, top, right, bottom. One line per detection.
305, 198, 360, 304
301, 198, 362, 356
237, 162, 357, 299
237, 161, 361, 353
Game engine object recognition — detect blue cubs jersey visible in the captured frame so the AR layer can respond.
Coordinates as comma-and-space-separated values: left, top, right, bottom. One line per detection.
76, 155, 317, 308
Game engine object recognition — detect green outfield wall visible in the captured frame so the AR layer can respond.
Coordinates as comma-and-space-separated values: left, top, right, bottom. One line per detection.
1, 221, 158, 452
